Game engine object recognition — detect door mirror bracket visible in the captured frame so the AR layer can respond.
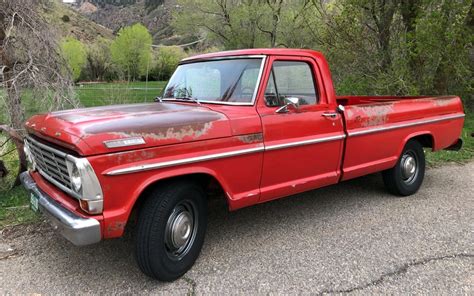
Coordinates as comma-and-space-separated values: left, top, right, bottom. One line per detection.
276, 97, 300, 114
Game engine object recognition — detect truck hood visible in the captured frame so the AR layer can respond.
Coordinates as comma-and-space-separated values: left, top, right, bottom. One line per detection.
25, 103, 231, 156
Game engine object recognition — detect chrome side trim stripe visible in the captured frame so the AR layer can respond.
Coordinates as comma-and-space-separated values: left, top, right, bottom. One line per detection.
106, 134, 346, 176
105, 113, 464, 176
106, 146, 265, 176
265, 134, 346, 151
348, 113, 465, 137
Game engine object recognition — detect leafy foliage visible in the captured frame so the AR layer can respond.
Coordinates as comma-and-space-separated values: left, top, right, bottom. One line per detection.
173, 0, 473, 110
110, 23, 153, 80
150, 46, 187, 81
84, 37, 116, 81
60, 37, 87, 81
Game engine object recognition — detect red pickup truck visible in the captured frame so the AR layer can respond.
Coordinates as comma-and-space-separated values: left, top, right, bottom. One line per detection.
20, 49, 464, 281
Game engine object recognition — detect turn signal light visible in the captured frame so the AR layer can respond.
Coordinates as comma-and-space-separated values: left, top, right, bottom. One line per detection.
79, 199, 103, 215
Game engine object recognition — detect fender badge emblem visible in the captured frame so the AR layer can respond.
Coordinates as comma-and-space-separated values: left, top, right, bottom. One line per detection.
104, 137, 146, 148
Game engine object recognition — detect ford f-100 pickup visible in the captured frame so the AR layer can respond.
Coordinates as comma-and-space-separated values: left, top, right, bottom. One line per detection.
20, 49, 465, 281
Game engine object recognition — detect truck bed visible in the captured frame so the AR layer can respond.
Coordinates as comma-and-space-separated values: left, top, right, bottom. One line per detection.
336, 95, 465, 181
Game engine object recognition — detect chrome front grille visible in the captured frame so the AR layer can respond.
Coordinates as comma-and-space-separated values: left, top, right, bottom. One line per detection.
25, 136, 76, 197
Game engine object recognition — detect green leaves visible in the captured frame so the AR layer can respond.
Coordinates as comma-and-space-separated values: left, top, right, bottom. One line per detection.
60, 37, 87, 82
110, 23, 153, 81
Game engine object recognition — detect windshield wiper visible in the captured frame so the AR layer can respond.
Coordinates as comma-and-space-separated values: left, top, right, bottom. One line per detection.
164, 96, 201, 105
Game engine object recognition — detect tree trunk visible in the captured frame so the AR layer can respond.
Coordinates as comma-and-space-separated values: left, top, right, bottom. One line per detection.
0, 125, 27, 187
370, 0, 398, 71
400, 0, 421, 76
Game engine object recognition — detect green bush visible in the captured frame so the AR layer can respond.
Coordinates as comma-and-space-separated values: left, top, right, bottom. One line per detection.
110, 23, 153, 81
150, 46, 187, 81
82, 37, 118, 81
60, 37, 87, 82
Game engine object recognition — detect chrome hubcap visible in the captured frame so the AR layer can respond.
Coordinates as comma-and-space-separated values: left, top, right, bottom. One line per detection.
165, 201, 197, 260
170, 211, 192, 249
401, 155, 416, 179
400, 151, 418, 184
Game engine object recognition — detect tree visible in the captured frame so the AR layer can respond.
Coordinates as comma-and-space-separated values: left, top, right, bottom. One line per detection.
304, 0, 472, 102
151, 46, 187, 80
85, 37, 114, 81
0, 0, 78, 185
173, 0, 311, 49
60, 37, 87, 82
110, 24, 153, 80
0, 0, 78, 129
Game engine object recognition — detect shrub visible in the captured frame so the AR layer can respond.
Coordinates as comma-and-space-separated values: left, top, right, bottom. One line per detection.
150, 46, 187, 81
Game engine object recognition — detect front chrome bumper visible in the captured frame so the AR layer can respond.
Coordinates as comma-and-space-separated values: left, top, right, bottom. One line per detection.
20, 171, 101, 246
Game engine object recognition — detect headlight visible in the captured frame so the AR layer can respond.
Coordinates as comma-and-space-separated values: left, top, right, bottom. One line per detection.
70, 164, 82, 193
66, 157, 103, 215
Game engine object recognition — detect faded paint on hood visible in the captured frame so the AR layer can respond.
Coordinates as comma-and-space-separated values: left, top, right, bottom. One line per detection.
25, 103, 232, 156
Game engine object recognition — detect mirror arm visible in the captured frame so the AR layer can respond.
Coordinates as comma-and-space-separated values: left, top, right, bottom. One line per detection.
275, 104, 289, 113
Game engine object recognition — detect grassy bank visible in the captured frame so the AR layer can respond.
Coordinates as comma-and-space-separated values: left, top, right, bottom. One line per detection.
0, 136, 39, 227
76, 81, 167, 107
426, 112, 473, 165
0, 81, 167, 122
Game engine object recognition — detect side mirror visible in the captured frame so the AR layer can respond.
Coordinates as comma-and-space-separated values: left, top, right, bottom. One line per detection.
276, 97, 300, 114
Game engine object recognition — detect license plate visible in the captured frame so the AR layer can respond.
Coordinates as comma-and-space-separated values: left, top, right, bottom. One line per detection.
30, 192, 39, 212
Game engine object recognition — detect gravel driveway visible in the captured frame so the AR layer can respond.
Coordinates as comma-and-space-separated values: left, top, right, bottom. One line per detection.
1, 162, 473, 295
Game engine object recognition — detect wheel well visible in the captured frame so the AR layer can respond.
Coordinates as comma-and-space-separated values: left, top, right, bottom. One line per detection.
410, 134, 434, 151
127, 173, 226, 228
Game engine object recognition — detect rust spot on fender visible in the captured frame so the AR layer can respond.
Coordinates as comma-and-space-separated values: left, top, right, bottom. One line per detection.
237, 133, 263, 144
346, 109, 354, 117
109, 122, 213, 142
107, 221, 126, 233
355, 104, 394, 127
433, 96, 455, 107
110, 149, 158, 164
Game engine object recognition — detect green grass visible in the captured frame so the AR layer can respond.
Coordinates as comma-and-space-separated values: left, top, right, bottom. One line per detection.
0, 187, 39, 228
426, 112, 474, 166
0, 135, 39, 227
76, 81, 167, 107
0, 81, 167, 122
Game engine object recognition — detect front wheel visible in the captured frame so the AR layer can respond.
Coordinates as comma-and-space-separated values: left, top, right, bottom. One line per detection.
135, 181, 207, 281
382, 140, 425, 196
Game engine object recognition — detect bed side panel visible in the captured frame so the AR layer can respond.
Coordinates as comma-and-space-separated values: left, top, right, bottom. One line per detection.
341, 96, 464, 181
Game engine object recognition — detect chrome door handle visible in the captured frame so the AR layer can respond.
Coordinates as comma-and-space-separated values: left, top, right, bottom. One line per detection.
322, 112, 338, 118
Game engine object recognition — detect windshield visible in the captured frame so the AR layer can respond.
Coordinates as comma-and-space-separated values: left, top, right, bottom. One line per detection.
162, 58, 263, 104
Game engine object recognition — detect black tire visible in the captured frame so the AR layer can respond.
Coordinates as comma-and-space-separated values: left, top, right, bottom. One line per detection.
382, 140, 425, 196
135, 181, 207, 281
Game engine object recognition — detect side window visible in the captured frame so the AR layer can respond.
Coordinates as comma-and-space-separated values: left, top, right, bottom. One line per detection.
264, 71, 280, 107
264, 61, 318, 106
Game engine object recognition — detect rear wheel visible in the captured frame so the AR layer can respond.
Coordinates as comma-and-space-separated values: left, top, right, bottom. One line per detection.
135, 181, 207, 281
382, 140, 425, 196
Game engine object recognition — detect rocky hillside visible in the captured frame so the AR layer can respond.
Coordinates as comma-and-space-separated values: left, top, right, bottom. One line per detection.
70, 0, 181, 44
45, 1, 114, 43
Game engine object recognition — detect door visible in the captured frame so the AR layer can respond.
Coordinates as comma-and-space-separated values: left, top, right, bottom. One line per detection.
257, 56, 345, 202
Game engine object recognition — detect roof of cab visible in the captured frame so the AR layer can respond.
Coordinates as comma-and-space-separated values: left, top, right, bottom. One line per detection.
180, 48, 324, 63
